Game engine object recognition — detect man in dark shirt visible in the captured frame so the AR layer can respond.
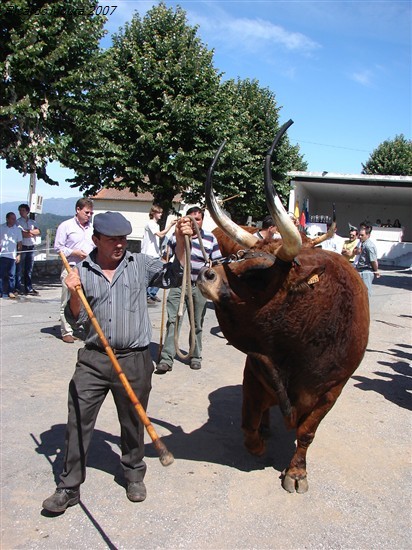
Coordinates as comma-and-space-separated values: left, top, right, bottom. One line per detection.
42, 211, 193, 513
354, 226, 380, 299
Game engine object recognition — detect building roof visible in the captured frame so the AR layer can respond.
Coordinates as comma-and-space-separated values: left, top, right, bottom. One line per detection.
287, 171, 412, 206
91, 188, 182, 203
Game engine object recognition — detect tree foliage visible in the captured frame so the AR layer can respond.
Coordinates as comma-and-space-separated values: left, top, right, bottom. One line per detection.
0, 0, 106, 184
60, 3, 306, 221
60, 2, 225, 211
362, 134, 412, 176
1, 1, 307, 222
202, 78, 307, 221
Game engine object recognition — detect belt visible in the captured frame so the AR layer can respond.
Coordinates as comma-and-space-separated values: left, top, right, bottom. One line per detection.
85, 344, 148, 354
22, 245, 35, 250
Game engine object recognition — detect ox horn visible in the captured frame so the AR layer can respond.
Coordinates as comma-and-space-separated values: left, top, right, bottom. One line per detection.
264, 120, 302, 263
205, 140, 258, 249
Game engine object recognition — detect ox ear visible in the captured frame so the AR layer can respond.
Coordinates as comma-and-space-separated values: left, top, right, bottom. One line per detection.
287, 266, 326, 294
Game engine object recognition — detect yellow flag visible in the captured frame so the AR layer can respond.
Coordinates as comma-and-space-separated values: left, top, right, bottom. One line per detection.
294, 201, 300, 219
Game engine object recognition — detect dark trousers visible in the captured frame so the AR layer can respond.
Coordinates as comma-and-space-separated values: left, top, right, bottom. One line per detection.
16, 246, 35, 292
58, 347, 154, 489
0, 257, 16, 296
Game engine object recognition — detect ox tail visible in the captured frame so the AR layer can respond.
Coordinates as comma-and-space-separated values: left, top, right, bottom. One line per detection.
248, 352, 292, 419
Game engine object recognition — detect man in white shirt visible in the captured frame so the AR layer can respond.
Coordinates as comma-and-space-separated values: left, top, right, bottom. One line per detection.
141, 205, 176, 303
16, 203, 41, 295
0, 212, 22, 299
54, 198, 94, 342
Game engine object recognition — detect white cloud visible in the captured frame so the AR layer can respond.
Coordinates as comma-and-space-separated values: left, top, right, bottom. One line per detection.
195, 14, 320, 55
350, 70, 374, 86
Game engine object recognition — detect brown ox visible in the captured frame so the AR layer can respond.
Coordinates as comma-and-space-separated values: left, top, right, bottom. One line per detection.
197, 120, 369, 493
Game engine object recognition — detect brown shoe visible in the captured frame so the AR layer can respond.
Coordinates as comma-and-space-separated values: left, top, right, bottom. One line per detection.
62, 335, 75, 343
8, 292, 16, 299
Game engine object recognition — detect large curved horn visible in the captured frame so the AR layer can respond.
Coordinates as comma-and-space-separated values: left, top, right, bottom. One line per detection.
205, 140, 258, 249
264, 120, 302, 262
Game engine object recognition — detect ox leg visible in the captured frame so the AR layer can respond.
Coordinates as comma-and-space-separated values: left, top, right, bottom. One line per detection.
282, 382, 347, 494
241, 358, 274, 456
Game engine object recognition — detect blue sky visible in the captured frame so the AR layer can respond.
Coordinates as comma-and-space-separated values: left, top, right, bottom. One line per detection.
1, 0, 410, 202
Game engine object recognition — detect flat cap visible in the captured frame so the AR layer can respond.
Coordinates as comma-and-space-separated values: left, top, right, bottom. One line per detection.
186, 206, 202, 216
93, 211, 132, 236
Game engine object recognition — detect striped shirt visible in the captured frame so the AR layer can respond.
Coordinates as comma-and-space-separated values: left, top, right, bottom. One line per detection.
165, 228, 222, 283
66, 250, 183, 349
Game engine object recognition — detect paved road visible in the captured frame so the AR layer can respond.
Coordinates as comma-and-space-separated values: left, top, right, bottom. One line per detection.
1, 267, 411, 549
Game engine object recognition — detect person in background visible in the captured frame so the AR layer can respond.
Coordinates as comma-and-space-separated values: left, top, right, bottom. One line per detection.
54, 198, 94, 343
141, 204, 176, 304
16, 203, 41, 295
42, 211, 194, 513
288, 212, 300, 228
0, 212, 22, 299
320, 226, 345, 254
156, 206, 222, 373
253, 215, 281, 240
393, 219, 401, 228
341, 227, 359, 262
354, 226, 380, 299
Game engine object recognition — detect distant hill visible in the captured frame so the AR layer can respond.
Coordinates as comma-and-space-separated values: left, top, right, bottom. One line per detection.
36, 213, 72, 238
0, 197, 78, 217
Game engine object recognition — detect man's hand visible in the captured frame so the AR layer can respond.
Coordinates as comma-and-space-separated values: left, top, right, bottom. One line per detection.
175, 217, 194, 240
174, 216, 194, 267
65, 268, 82, 293
72, 249, 89, 260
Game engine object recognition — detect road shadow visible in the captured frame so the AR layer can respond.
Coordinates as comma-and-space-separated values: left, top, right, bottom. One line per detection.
353, 343, 412, 411
374, 270, 412, 291
146, 384, 296, 474
32, 386, 296, 482
32, 425, 122, 485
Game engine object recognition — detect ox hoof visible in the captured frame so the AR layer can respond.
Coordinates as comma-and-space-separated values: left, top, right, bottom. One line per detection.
281, 471, 309, 494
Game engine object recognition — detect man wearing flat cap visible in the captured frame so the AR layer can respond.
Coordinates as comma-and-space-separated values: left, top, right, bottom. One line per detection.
43, 211, 194, 513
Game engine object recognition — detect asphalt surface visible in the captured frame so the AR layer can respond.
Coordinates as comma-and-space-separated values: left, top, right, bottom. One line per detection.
0, 267, 411, 549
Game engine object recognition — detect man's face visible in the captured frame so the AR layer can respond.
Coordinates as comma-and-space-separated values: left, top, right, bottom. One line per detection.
190, 210, 203, 229
359, 230, 368, 242
93, 234, 127, 263
19, 207, 29, 218
6, 214, 16, 226
153, 209, 163, 221
76, 206, 93, 226
349, 231, 358, 241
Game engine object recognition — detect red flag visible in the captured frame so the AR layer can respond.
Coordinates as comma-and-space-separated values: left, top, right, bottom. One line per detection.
299, 211, 306, 227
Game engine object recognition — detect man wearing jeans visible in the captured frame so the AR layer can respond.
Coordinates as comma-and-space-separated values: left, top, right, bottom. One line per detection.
354, 226, 380, 299
16, 203, 41, 295
0, 212, 22, 299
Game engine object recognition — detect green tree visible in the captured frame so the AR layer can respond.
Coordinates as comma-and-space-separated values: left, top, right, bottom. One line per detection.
199, 78, 307, 222
61, 3, 306, 222
61, 2, 225, 211
362, 134, 412, 176
0, 0, 106, 185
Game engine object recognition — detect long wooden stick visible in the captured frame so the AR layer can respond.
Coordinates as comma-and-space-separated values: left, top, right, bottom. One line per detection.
60, 252, 174, 467
157, 248, 169, 362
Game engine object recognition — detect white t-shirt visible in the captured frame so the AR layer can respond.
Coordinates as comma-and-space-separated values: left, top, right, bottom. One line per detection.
0, 223, 23, 259
17, 216, 39, 246
141, 219, 160, 257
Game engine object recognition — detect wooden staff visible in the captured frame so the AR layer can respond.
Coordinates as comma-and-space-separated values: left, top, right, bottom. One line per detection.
59, 252, 174, 467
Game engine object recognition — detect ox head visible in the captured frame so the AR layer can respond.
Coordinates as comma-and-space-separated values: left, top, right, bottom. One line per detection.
205, 120, 302, 263
199, 120, 303, 305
